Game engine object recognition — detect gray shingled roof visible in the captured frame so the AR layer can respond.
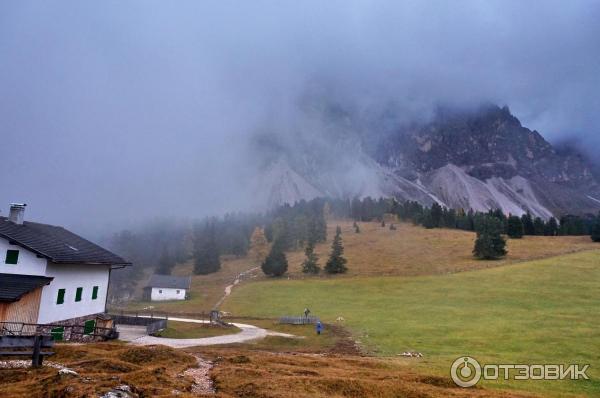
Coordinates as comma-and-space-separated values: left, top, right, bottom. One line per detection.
0, 273, 54, 302
0, 216, 131, 266
145, 274, 191, 289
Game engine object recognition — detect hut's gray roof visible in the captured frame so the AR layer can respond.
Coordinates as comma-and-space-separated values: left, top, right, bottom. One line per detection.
145, 274, 191, 289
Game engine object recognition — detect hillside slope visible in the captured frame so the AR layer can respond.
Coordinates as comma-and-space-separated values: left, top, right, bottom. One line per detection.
223, 249, 600, 397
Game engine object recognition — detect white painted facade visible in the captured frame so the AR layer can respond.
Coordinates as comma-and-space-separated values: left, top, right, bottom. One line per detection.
149, 286, 186, 301
0, 238, 47, 275
0, 237, 111, 323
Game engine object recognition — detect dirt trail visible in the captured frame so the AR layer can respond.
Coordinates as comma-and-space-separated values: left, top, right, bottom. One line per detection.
184, 355, 215, 395
214, 266, 259, 309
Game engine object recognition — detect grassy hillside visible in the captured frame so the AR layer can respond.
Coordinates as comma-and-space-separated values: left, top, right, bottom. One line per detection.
120, 221, 596, 313
223, 250, 600, 397
283, 221, 595, 277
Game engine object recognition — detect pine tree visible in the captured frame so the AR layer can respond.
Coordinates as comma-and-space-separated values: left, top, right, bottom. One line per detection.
261, 239, 288, 277
248, 227, 269, 264
430, 202, 443, 228
422, 210, 435, 229
325, 226, 348, 274
193, 223, 221, 275
521, 212, 535, 235
545, 217, 559, 236
533, 217, 545, 236
506, 215, 524, 239
473, 216, 507, 260
591, 213, 600, 243
156, 246, 175, 275
301, 241, 320, 274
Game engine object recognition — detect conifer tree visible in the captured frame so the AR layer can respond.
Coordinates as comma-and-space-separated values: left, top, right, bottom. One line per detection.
194, 223, 221, 275
533, 217, 545, 236
422, 211, 435, 229
507, 215, 524, 239
521, 212, 535, 235
473, 216, 507, 260
156, 246, 175, 275
545, 217, 559, 236
325, 226, 348, 274
261, 239, 288, 276
430, 202, 443, 228
591, 213, 600, 243
301, 241, 320, 274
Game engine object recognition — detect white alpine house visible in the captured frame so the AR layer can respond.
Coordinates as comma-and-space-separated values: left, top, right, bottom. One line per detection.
143, 274, 191, 301
0, 203, 131, 325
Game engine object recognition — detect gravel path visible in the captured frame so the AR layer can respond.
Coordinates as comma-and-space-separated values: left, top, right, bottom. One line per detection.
214, 266, 259, 309
126, 316, 293, 348
183, 355, 215, 395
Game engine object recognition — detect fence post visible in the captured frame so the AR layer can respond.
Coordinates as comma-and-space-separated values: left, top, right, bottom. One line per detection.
31, 335, 41, 368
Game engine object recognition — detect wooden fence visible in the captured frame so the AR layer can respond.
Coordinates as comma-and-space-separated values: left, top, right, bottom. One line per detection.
278, 315, 320, 325
0, 321, 117, 341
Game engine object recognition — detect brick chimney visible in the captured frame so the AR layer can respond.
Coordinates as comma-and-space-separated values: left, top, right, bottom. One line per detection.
8, 203, 26, 224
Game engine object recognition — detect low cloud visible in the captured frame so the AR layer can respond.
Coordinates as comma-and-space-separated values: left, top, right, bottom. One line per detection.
1, 1, 598, 233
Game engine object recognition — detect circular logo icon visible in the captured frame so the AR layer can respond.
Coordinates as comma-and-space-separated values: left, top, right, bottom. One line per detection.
451, 356, 482, 387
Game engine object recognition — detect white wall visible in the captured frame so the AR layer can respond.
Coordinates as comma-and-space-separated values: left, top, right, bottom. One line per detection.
151, 287, 186, 301
0, 237, 47, 276
37, 263, 110, 324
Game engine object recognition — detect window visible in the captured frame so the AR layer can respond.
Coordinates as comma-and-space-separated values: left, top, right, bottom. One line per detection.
159, 289, 163, 294
75, 287, 83, 302
92, 286, 99, 300
5, 250, 19, 264
176, 290, 180, 294
56, 289, 65, 305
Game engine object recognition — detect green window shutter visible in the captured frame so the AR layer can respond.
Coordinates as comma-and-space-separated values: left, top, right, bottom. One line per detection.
83, 319, 96, 335
57, 289, 65, 304
51, 326, 64, 341
92, 286, 99, 300
5, 250, 19, 264
75, 287, 83, 302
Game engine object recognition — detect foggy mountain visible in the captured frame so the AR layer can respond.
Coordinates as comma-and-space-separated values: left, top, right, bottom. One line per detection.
252, 103, 600, 219
2, 1, 600, 233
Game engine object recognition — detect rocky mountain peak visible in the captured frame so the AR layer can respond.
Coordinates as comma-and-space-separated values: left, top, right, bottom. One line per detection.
253, 102, 600, 218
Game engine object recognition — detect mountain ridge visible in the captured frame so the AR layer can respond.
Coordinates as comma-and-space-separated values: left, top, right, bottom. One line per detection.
252, 104, 600, 218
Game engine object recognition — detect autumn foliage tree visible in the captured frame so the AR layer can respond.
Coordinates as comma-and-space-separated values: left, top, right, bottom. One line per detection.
248, 227, 269, 264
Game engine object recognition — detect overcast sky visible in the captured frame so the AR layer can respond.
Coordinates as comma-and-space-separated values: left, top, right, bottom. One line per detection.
1, 1, 599, 234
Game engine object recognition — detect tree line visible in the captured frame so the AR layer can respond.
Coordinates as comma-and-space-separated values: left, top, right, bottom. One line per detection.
106, 196, 600, 301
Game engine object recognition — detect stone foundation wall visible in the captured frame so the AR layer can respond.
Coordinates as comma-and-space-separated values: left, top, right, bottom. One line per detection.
36, 313, 115, 342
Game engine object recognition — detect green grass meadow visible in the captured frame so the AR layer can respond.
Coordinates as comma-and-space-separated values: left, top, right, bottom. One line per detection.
223, 250, 600, 397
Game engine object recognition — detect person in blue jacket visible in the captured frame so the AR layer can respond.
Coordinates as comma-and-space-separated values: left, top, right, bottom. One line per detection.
316, 321, 323, 335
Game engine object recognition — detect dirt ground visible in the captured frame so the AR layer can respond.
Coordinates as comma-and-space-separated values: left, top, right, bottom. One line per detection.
0, 323, 539, 398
